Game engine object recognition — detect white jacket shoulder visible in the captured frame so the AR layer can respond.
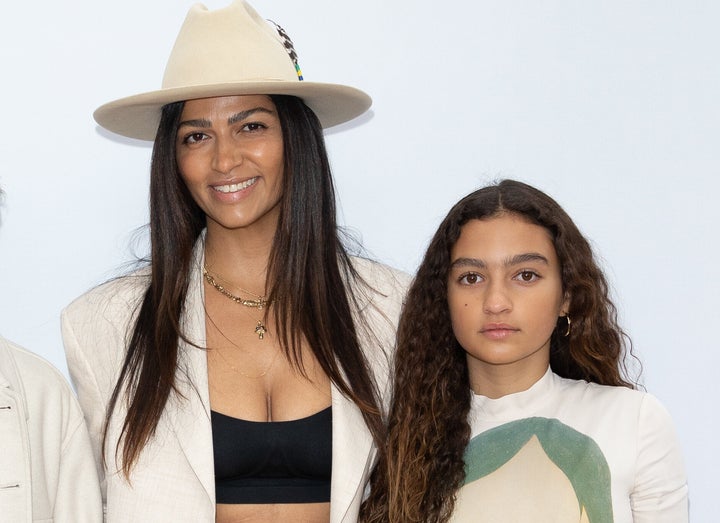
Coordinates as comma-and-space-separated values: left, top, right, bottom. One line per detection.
0, 336, 102, 523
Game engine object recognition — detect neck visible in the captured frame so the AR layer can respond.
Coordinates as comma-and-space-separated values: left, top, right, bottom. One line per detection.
203, 222, 275, 292
467, 355, 549, 399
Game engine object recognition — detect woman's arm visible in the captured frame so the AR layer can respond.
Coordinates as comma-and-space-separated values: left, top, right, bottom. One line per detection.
61, 308, 108, 509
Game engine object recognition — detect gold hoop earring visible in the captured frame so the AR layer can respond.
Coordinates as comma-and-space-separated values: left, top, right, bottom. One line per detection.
563, 315, 571, 337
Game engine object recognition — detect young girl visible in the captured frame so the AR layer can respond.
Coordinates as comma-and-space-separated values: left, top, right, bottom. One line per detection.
361, 179, 688, 523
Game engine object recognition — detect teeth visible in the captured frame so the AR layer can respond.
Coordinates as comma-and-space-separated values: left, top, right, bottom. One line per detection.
213, 177, 257, 193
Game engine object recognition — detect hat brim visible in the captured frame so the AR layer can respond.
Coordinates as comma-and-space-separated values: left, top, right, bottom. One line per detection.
93, 81, 372, 141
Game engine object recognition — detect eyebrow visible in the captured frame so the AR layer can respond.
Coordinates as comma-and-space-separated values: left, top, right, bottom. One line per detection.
450, 252, 550, 270
227, 107, 274, 125
177, 107, 275, 129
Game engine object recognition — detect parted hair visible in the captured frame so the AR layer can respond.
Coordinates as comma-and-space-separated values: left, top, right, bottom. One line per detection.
103, 95, 385, 476
360, 179, 635, 523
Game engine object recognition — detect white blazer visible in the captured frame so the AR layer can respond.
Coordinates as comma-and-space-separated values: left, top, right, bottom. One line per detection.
0, 336, 102, 523
62, 242, 408, 523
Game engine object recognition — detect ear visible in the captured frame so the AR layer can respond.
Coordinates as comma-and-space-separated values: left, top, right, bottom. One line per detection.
560, 292, 571, 316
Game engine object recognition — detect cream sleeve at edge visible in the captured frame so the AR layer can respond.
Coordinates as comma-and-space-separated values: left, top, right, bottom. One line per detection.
630, 393, 688, 522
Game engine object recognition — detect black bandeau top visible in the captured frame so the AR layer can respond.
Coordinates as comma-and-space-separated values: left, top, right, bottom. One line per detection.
211, 406, 332, 504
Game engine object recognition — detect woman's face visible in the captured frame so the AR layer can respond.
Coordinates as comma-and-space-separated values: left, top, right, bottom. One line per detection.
447, 214, 568, 392
176, 94, 284, 234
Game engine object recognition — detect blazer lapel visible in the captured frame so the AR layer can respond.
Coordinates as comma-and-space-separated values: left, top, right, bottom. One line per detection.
166, 242, 216, 506
330, 382, 375, 523
329, 262, 398, 523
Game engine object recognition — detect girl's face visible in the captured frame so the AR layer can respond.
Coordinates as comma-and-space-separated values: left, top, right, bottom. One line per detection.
447, 213, 568, 395
175, 94, 285, 235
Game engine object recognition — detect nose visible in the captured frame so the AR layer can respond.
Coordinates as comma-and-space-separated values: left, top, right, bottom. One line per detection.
483, 281, 512, 314
211, 135, 243, 174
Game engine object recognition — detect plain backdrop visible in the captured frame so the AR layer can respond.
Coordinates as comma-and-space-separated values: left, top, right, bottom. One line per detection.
0, 0, 716, 519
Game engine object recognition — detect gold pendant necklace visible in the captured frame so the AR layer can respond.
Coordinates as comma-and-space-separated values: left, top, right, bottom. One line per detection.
203, 265, 270, 340
205, 313, 280, 379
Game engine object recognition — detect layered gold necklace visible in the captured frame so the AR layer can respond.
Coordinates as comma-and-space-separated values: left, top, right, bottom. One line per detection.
202, 265, 270, 340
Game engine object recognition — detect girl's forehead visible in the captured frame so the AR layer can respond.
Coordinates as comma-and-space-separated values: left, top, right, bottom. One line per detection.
454, 216, 555, 256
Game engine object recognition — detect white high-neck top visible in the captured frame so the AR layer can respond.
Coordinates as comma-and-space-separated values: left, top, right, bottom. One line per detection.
450, 367, 688, 523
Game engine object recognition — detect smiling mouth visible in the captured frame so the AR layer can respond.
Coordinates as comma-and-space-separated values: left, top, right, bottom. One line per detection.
212, 177, 258, 193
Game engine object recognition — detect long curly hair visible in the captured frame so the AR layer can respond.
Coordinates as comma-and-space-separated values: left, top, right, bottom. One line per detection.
361, 179, 635, 523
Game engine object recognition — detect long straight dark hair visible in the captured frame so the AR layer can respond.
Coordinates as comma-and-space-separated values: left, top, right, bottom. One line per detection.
104, 95, 385, 476
361, 179, 636, 523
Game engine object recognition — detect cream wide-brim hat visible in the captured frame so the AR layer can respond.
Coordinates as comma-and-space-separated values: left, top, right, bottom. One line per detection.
93, 0, 371, 140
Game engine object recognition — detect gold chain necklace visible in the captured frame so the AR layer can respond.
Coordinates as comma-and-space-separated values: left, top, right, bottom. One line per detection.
202, 265, 270, 340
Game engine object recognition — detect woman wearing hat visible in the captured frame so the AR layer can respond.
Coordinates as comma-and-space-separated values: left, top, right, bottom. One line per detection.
61, 1, 408, 522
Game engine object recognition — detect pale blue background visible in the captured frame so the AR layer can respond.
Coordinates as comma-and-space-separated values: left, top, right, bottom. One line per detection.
0, 1, 716, 519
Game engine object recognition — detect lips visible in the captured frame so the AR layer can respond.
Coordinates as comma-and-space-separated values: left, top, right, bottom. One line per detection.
212, 177, 258, 193
480, 323, 519, 340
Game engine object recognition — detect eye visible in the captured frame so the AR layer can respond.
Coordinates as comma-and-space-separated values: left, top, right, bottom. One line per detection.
458, 272, 483, 285
181, 132, 209, 144
242, 122, 267, 132
514, 270, 540, 283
